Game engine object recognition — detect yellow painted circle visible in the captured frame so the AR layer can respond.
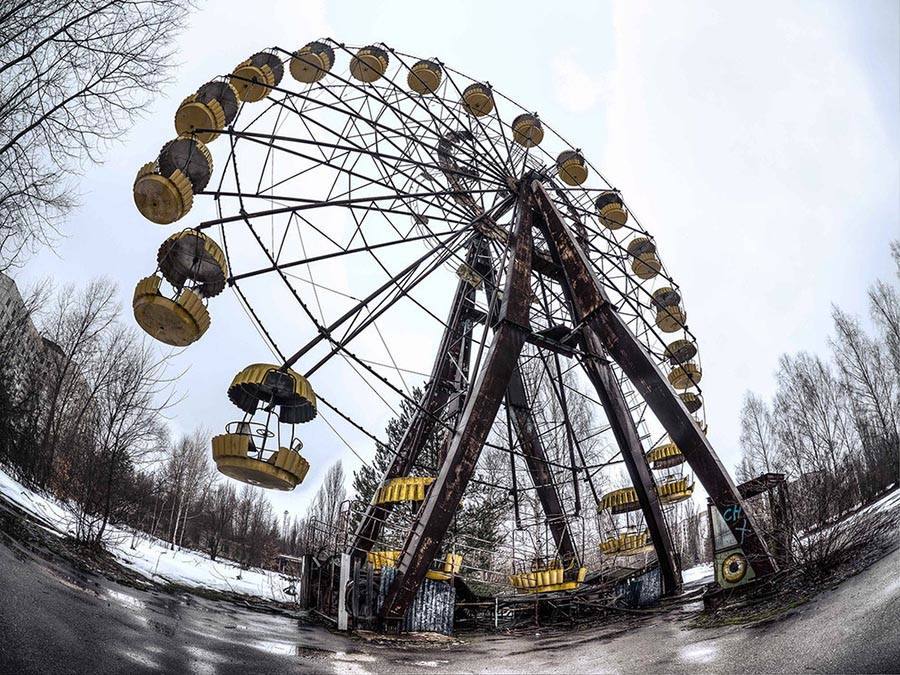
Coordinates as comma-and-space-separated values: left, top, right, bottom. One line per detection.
722, 552, 747, 583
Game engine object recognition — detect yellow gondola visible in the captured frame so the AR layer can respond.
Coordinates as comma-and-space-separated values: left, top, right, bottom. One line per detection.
227, 363, 317, 423
372, 476, 435, 505
656, 305, 687, 333
408, 59, 442, 94
512, 113, 543, 148
462, 82, 494, 116
350, 45, 389, 83
596, 191, 628, 229
509, 563, 587, 594
367, 550, 462, 582
657, 477, 694, 505
665, 339, 698, 365
557, 150, 588, 186
133, 137, 213, 224
599, 486, 641, 514
231, 51, 284, 102
426, 553, 463, 582
174, 81, 239, 143
668, 362, 702, 390
157, 229, 228, 299
599, 530, 654, 556
132, 275, 209, 346
211, 427, 310, 491
680, 391, 703, 413
627, 237, 661, 280
290, 41, 335, 83
646, 441, 685, 470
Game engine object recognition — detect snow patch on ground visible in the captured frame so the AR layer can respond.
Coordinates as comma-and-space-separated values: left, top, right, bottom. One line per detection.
0, 465, 292, 602
851, 487, 900, 521
682, 562, 714, 586
0, 468, 78, 535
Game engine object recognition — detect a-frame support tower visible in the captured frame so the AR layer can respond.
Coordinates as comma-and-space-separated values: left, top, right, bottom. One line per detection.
348, 179, 777, 627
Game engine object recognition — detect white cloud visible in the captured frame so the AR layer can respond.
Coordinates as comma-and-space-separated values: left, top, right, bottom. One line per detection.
605, 0, 899, 476
553, 48, 605, 113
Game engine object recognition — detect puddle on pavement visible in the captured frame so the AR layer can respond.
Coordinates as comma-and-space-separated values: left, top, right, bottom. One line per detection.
679, 641, 719, 664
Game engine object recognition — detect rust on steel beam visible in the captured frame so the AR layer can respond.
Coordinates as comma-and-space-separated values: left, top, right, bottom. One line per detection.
578, 328, 681, 594
479, 238, 579, 567
531, 180, 778, 578
474, 216, 563, 281
379, 190, 535, 624
348, 238, 483, 557
534, 183, 680, 592
506, 366, 579, 567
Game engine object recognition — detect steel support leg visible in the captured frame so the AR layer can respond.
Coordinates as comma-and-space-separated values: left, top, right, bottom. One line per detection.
532, 181, 777, 577
506, 366, 579, 567
479, 236, 579, 568
379, 193, 535, 624
579, 328, 681, 594
349, 239, 483, 557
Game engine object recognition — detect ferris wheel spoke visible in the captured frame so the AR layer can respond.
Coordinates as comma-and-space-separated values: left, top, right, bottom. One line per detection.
322, 43, 513, 185
421, 57, 517, 180
280, 221, 474, 370
214, 125, 492, 224
231, 226, 461, 283
276, 69, 510, 190
332, 229, 476, 351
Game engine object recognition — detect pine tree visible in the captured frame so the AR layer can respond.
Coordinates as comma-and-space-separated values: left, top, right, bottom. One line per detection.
351, 387, 507, 562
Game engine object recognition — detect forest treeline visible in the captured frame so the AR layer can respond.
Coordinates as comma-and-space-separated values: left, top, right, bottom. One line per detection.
736, 242, 899, 567
0, 278, 351, 568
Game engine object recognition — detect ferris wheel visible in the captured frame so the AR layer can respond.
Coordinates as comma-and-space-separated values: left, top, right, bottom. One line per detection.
129, 39, 775, 620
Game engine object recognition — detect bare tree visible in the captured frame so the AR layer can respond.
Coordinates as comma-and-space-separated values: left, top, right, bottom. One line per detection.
74, 330, 176, 545
297, 461, 347, 558
868, 242, 900, 380
736, 243, 900, 573
159, 429, 214, 550
203, 482, 237, 560
32, 279, 120, 488
0, 0, 192, 268
737, 392, 781, 480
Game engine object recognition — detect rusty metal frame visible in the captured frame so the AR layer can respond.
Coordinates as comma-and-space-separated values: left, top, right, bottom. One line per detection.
348, 237, 485, 557
531, 181, 777, 578
577, 328, 681, 594
530, 183, 682, 594
379, 188, 536, 624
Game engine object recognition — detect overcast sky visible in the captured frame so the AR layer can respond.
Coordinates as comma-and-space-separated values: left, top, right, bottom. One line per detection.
19, 0, 900, 518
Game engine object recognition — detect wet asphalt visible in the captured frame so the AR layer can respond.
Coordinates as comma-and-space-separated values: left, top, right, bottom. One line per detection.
1, 520, 898, 674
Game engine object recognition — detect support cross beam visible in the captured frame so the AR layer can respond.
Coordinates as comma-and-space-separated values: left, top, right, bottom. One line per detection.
506, 367, 579, 567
